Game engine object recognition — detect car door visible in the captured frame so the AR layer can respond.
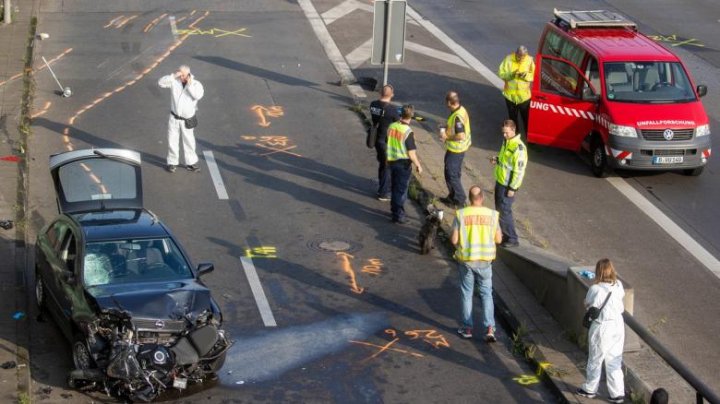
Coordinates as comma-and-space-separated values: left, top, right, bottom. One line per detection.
49, 148, 143, 214
43, 221, 78, 339
528, 54, 598, 151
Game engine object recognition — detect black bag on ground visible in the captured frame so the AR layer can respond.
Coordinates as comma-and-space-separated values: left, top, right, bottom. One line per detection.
582, 291, 612, 328
184, 115, 198, 129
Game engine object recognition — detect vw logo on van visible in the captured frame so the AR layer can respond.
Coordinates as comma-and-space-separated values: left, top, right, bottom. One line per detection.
663, 129, 674, 141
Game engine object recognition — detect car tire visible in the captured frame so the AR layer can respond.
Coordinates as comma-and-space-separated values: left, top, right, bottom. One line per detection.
72, 334, 95, 370
683, 167, 704, 176
591, 139, 609, 178
35, 270, 47, 311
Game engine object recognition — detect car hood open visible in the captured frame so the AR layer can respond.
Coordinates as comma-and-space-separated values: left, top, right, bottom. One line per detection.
87, 280, 212, 321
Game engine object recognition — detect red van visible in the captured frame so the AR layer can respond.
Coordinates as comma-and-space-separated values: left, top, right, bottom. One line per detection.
527, 9, 711, 177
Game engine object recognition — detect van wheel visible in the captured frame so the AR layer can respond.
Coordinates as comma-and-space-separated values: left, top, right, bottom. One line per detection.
590, 140, 609, 178
683, 167, 704, 176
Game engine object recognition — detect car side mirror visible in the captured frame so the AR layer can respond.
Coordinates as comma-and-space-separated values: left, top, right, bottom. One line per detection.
697, 85, 707, 98
197, 263, 214, 277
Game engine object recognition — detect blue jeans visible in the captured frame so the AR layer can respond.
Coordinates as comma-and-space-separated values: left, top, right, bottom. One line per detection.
375, 141, 390, 197
494, 183, 518, 243
458, 261, 494, 330
389, 160, 412, 221
444, 151, 466, 205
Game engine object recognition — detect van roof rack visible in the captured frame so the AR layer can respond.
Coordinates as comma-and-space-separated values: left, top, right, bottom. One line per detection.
553, 8, 637, 30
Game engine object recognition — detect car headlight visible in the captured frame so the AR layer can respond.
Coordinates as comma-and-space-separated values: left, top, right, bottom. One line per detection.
609, 124, 638, 138
696, 124, 710, 137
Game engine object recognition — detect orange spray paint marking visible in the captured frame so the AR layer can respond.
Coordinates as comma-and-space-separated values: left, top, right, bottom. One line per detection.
336, 252, 364, 294
255, 143, 302, 158
404, 330, 450, 349
143, 13, 168, 33
115, 15, 138, 28
30, 101, 52, 119
251, 105, 284, 127
259, 135, 290, 147
0, 48, 73, 89
104, 15, 125, 28
350, 340, 425, 361
361, 258, 384, 275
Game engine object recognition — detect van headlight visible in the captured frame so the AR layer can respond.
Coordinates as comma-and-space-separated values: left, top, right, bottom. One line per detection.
609, 124, 638, 138
696, 124, 710, 137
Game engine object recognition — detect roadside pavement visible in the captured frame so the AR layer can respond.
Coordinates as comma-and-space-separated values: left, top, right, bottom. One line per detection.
0, 0, 35, 402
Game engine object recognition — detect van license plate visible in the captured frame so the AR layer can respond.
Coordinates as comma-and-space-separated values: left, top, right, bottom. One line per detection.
652, 156, 683, 164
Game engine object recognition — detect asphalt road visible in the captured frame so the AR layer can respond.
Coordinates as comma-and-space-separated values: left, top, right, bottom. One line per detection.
24, 0, 554, 402
390, 0, 720, 388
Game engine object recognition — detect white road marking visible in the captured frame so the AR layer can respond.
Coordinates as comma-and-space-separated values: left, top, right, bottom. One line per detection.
298, 0, 364, 92
607, 178, 720, 275
401, 3, 720, 275
322, 0, 418, 26
203, 151, 229, 200
346, 38, 374, 69
405, 41, 469, 68
241, 256, 278, 327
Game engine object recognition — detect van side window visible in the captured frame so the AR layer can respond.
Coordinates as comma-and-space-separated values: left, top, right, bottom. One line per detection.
541, 29, 587, 67
585, 58, 600, 93
540, 58, 582, 98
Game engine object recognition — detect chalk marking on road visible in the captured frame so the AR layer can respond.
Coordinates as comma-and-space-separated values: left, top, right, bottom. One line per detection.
606, 177, 720, 275
403, 4, 720, 276
298, 0, 366, 96
202, 151, 229, 200
241, 256, 278, 327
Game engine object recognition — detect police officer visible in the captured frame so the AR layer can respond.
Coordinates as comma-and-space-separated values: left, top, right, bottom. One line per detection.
369, 85, 400, 201
439, 91, 471, 209
387, 105, 423, 224
498, 45, 535, 134
451, 186, 502, 342
491, 120, 527, 247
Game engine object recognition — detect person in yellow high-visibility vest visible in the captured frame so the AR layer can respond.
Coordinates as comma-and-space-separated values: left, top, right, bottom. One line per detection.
439, 91, 471, 209
498, 45, 535, 134
387, 105, 423, 224
491, 120, 527, 248
451, 185, 502, 342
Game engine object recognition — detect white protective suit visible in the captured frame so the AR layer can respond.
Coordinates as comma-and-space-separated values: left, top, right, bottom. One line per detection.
158, 74, 204, 166
582, 280, 626, 397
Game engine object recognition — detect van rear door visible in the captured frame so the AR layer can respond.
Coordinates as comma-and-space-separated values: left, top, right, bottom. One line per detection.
528, 55, 597, 151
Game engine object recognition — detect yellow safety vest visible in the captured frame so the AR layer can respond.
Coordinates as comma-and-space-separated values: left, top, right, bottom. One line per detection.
494, 135, 527, 190
498, 53, 535, 104
386, 121, 412, 161
445, 106, 471, 153
455, 206, 499, 262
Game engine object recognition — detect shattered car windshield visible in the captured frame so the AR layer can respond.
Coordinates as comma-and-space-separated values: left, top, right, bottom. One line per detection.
83, 238, 193, 286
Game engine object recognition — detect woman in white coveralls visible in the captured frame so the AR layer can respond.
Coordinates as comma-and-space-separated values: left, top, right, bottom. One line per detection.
158, 65, 204, 173
576, 258, 626, 403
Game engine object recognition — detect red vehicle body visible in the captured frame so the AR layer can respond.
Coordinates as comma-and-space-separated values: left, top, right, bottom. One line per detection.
527, 10, 711, 177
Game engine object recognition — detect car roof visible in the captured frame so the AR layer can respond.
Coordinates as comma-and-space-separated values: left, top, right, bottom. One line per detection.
70, 209, 170, 242
557, 26, 679, 62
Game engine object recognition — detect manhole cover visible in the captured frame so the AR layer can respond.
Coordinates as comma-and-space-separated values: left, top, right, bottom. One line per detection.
307, 239, 363, 253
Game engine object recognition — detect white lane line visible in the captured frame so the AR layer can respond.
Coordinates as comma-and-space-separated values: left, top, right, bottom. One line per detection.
607, 178, 720, 275
241, 256, 278, 327
298, 0, 364, 92
404, 4, 720, 275
346, 38, 373, 69
203, 151, 229, 200
405, 41, 469, 68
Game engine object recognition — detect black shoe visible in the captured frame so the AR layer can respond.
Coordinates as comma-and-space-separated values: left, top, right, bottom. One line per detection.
166, 164, 177, 173
186, 164, 201, 172
576, 388, 596, 399
608, 396, 625, 403
500, 241, 519, 248
392, 217, 409, 224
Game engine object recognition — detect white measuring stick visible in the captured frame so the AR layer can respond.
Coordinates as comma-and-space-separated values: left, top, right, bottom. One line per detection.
42, 56, 66, 93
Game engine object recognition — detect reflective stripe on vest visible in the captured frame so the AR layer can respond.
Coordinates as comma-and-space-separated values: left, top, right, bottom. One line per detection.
445, 106, 471, 153
386, 122, 412, 161
455, 206, 498, 262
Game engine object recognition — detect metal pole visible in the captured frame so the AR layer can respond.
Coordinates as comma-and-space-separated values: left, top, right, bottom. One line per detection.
382, 0, 392, 86
42, 56, 67, 95
3, 0, 11, 24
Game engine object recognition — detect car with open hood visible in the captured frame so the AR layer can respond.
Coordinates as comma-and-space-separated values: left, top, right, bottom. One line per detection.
34, 148, 230, 401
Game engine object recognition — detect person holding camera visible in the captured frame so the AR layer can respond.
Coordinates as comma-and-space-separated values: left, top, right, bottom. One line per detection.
498, 45, 535, 134
158, 65, 204, 173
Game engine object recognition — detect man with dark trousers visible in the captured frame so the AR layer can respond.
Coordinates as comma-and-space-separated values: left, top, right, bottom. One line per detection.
369, 85, 400, 201
491, 120, 527, 247
439, 91, 471, 209
386, 105, 423, 224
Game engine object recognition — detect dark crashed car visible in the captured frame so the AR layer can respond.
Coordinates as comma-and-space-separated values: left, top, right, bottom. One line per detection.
34, 148, 230, 402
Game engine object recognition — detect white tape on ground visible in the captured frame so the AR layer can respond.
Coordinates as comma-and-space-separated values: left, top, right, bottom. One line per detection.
404, 4, 720, 275
202, 151, 229, 200
241, 256, 278, 327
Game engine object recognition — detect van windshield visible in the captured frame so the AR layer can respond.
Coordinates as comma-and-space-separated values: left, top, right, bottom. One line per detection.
604, 62, 696, 103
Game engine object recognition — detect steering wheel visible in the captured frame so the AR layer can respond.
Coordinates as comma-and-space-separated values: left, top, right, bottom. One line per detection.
652, 81, 673, 91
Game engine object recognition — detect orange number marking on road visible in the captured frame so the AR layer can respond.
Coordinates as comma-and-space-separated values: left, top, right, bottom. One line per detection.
361, 258, 384, 276
404, 329, 451, 349
251, 105, 284, 127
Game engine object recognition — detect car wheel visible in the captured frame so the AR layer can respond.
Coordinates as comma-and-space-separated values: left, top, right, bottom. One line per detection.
591, 139, 609, 178
35, 271, 47, 310
683, 167, 704, 176
72, 335, 94, 370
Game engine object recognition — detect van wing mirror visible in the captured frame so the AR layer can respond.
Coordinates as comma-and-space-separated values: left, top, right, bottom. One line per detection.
196, 263, 214, 277
697, 85, 707, 98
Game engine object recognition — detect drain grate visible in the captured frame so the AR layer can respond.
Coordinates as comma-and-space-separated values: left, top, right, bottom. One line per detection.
307, 239, 363, 254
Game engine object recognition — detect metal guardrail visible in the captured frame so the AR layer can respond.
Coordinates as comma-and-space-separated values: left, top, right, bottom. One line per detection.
622, 312, 720, 404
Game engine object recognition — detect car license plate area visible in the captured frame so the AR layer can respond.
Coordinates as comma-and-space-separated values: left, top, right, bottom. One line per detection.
173, 377, 188, 390
652, 156, 683, 164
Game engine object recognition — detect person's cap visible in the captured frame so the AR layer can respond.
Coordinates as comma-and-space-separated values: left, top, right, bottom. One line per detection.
516, 45, 528, 55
